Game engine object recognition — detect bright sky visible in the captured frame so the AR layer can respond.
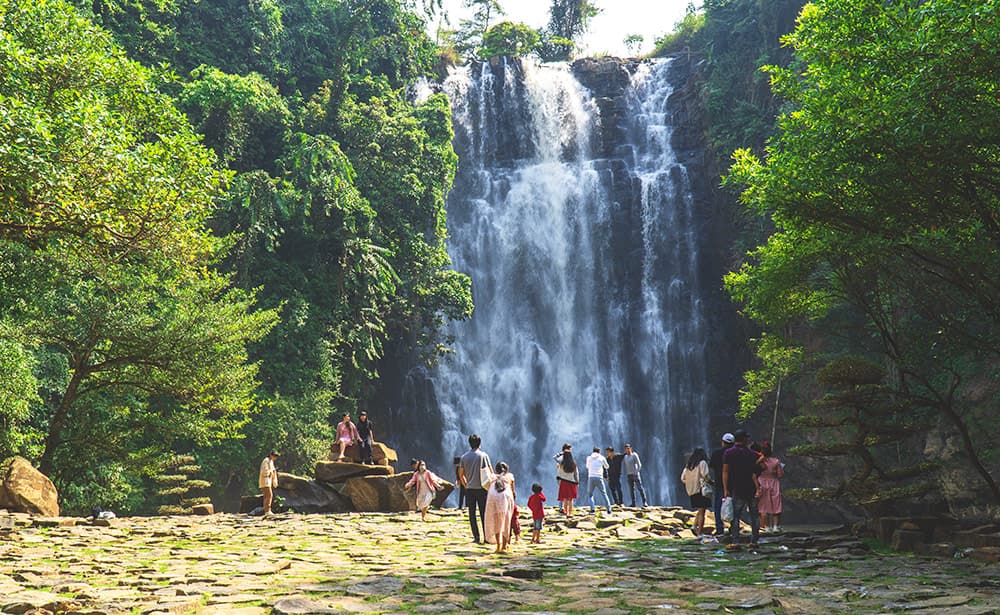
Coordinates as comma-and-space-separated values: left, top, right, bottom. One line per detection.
434, 0, 692, 57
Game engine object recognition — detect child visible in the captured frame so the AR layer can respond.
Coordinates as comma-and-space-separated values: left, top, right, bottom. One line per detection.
527, 482, 546, 544
511, 504, 521, 542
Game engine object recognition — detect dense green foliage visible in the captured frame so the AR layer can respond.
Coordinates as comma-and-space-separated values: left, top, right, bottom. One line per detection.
480, 21, 541, 58
724, 0, 1000, 503
1, 0, 471, 513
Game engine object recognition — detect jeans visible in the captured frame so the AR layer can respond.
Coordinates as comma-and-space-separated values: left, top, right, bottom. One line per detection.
466, 488, 487, 542
713, 487, 725, 534
607, 476, 623, 505
728, 494, 760, 544
587, 477, 613, 513
358, 436, 373, 464
457, 485, 466, 509
627, 474, 648, 507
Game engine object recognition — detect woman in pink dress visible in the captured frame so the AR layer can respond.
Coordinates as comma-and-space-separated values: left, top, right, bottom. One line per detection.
335, 413, 360, 461
484, 461, 515, 553
757, 441, 785, 532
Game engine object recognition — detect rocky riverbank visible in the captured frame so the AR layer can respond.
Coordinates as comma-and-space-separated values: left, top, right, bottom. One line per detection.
1, 506, 998, 614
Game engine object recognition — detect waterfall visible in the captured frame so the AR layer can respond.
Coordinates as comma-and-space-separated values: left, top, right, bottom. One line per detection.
430, 58, 712, 504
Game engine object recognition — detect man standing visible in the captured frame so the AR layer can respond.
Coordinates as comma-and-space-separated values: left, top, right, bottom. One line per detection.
723, 429, 761, 547
709, 433, 734, 535
259, 451, 279, 516
457, 434, 492, 543
604, 446, 625, 506
623, 443, 648, 507
356, 411, 375, 465
585, 447, 613, 514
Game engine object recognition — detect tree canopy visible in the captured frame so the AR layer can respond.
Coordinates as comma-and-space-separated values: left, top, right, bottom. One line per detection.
725, 0, 1000, 503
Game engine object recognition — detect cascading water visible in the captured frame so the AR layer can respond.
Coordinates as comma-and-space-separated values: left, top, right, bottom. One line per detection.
428, 57, 713, 504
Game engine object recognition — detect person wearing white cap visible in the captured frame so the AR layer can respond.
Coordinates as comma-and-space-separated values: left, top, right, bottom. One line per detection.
709, 433, 735, 535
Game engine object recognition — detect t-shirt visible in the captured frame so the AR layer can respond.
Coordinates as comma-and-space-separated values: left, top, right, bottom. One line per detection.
709, 446, 728, 485
459, 449, 492, 490
623, 452, 642, 476
357, 419, 374, 439
585, 453, 608, 478
606, 453, 624, 479
258, 457, 277, 489
528, 493, 546, 520
723, 444, 760, 499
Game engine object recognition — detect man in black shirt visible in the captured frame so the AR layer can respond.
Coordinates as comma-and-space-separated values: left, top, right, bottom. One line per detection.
709, 432, 734, 535
723, 429, 762, 547
604, 447, 625, 506
356, 411, 375, 465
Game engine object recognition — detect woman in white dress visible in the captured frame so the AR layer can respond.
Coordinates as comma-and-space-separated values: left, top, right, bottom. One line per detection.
484, 461, 515, 553
405, 460, 443, 521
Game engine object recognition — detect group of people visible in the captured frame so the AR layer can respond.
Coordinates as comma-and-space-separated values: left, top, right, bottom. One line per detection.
679, 429, 785, 547
553, 443, 648, 515
455, 434, 546, 552
258, 421, 784, 551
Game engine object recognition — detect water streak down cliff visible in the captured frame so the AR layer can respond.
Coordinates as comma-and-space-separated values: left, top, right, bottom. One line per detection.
403, 57, 738, 504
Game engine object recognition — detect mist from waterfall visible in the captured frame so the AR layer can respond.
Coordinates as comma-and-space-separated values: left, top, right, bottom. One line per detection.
432, 58, 710, 504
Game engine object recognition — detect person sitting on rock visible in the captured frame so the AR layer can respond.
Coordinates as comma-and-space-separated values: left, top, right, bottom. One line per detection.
356, 410, 375, 465
405, 460, 443, 521
335, 413, 360, 461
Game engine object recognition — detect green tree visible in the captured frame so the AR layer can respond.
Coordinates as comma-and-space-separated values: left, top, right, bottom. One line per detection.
0, 0, 221, 262
538, 0, 598, 60
725, 0, 1000, 503
480, 21, 540, 58
451, 0, 504, 59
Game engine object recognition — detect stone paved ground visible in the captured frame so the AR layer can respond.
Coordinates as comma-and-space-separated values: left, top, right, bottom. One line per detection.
1, 507, 998, 614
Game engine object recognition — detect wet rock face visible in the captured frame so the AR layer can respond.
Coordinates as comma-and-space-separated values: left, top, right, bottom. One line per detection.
0, 456, 59, 517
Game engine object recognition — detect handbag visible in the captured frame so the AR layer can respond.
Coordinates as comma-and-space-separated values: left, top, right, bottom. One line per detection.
478, 456, 492, 488
700, 477, 714, 498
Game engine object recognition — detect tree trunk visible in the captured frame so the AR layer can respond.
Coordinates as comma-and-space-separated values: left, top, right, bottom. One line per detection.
38, 365, 85, 476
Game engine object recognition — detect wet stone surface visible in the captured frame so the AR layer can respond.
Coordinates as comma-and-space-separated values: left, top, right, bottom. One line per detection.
0, 507, 997, 614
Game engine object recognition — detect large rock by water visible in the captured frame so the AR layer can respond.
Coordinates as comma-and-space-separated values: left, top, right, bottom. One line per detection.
0, 457, 59, 517
342, 474, 455, 512
330, 441, 398, 466
274, 473, 353, 514
315, 460, 392, 484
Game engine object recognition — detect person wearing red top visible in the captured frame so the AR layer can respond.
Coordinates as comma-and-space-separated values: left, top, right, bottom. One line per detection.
527, 483, 546, 544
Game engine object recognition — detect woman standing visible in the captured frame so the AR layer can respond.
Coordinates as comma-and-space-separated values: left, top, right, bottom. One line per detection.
335, 413, 360, 461
405, 460, 443, 521
757, 441, 785, 532
680, 447, 712, 536
554, 444, 579, 516
484, 461, 516, 553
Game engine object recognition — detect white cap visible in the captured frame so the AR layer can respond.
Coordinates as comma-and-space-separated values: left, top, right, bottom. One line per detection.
722, 433, 735, 443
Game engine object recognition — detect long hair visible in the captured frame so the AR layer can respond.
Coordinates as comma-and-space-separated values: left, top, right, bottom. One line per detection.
560, 451, 576, 473
686, 447, 708, 470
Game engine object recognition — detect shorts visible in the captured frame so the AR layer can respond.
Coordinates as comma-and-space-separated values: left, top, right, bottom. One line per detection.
690, 492, 712, 509
532, 519, 543, 531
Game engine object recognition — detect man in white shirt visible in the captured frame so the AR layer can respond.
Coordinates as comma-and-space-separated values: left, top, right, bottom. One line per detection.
585, 447, 613, 514
259, 451, 279, 516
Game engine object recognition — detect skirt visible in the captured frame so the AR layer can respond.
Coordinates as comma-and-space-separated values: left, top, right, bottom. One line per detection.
558, 479, 578, 500
689, 492, 711, 509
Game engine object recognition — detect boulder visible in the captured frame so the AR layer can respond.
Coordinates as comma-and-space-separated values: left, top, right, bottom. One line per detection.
314, 461, 393, 484
275, 473, 354, 514
0, 457, 59, 517
192, 503, 215, 515
240, 495, 263, 514
342, 475, 412, 512
329, 441, 398, 466
342, 474, 455, 512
